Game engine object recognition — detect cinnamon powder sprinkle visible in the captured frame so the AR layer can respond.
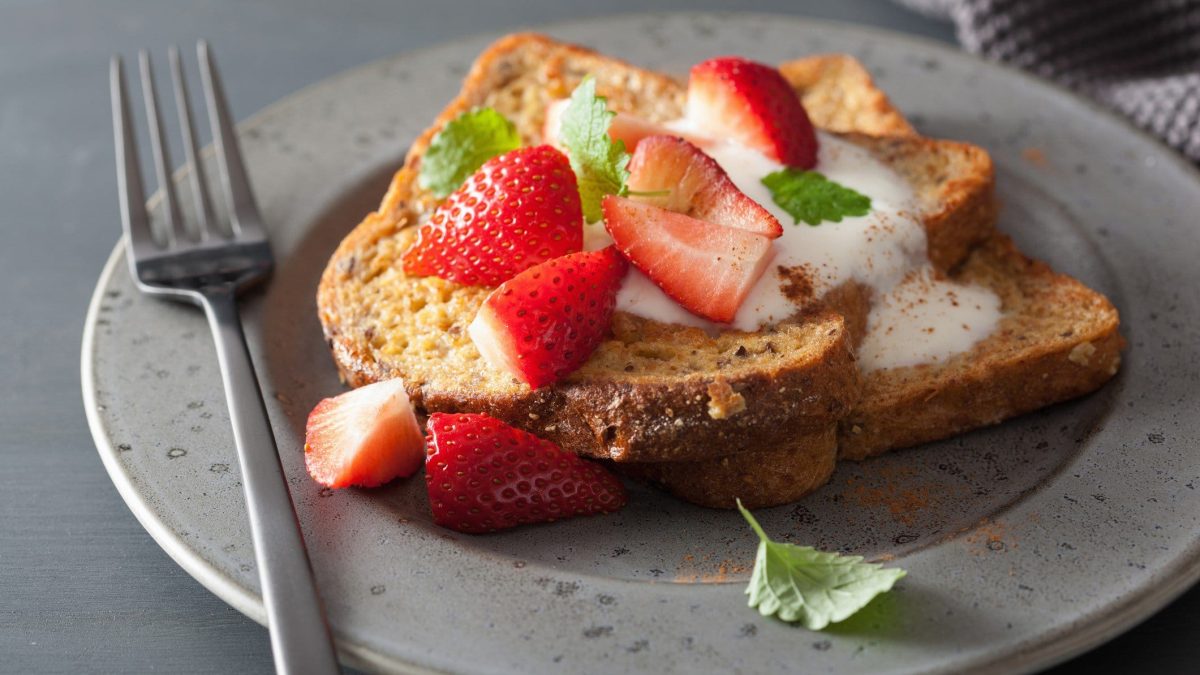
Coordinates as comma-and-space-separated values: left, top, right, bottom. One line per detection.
1022, 147, 1048, 168
673, 552, 752, 584
779, 264, 817, 305
965, 518, 1018, 555
839, 465, 944, 527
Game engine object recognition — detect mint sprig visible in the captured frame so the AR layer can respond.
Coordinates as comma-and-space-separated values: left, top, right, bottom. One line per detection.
738, 500, 905, 630
558, 76, 630, 222
761, 169, 872, 226
418, 107, 522, 198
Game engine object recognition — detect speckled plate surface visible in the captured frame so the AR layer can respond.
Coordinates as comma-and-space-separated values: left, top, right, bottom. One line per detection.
82, 13, 1200, 675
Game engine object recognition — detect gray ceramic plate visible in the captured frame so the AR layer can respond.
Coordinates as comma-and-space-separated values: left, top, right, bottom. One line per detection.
82, 12, 1200, 675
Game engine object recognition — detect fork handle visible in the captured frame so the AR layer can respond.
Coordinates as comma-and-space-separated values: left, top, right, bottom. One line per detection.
201, 285, 340, 675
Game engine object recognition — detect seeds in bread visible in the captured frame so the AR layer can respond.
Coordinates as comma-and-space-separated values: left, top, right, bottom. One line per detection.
779, 54, 916, 138
838, 234, 1123, 460
318, 34, 997, 467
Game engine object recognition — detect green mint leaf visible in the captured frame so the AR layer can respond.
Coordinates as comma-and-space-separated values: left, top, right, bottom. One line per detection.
761, 169, 872, 226
738, 500, 905, 630
558, 76, 630, 222
418, 107, 521, 198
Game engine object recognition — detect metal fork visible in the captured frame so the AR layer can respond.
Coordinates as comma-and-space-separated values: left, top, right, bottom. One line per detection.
110, 42, 340, 675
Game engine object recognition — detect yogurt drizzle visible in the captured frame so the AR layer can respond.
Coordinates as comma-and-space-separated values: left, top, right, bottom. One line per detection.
583, 129, 1002, 371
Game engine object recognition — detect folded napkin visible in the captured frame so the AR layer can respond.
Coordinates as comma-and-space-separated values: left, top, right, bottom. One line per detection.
896, 0, 1200, 162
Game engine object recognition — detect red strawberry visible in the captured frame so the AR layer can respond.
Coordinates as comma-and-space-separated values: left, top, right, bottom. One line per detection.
626, 135, 782, 239
424, 412, 627, 534
542, 99, 697, 152
602, 195, 773, 324
304, 378, 424, 489
687, 57, 818, 169
402, 145, 583, 287
469, 247, 627, 389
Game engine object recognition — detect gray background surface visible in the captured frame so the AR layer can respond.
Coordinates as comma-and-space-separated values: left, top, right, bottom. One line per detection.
1, 1, 1194, 672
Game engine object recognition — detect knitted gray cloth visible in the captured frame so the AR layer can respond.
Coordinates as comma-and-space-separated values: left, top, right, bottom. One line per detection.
896, 0, 1200, 162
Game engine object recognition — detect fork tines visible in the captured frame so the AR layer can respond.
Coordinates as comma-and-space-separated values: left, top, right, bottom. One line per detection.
110, 41, 265, 254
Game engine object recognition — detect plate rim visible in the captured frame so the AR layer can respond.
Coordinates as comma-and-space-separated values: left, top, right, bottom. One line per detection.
80, 11, 1200, 675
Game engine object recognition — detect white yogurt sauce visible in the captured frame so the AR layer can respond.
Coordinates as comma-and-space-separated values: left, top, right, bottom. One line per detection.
856, 266, 1002, 370
583, 129, 1003, 371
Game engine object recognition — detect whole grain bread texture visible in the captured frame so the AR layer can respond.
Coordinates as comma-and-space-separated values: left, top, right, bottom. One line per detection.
320, 34, 1122, 508
317, 33, 997, 469
838, 234, 1123, 460
634, 234, 1123, 507
619, 425, 839, 508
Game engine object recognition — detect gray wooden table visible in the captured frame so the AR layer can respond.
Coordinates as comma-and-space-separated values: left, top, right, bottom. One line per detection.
1, 1, 1194, 672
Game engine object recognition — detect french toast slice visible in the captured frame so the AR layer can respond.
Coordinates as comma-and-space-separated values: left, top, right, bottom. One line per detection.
635, 234, 1123, 507
838, 234, 1123, 460
317, 34, 997, 468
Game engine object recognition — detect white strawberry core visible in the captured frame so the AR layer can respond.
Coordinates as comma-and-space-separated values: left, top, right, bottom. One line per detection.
306, 378, 424, 487
468, 306, 524, 382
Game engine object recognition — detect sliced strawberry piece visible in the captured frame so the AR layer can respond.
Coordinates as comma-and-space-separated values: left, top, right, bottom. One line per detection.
469, 247, 627, 389
304, 378, 424, 489
602, 195, 773, 324
425, 412, 627, 534
543, 98, 693, 152
687, 56, 818, 169
402, 145, 583, 287
627, 135, 782, 239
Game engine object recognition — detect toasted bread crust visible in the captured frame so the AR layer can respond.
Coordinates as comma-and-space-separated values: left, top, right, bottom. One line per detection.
618, 425, 838, 508
418, 338, 858, 464
844, 134, 996, 274
839, 235, 1124, 460
780, 55, 916, 138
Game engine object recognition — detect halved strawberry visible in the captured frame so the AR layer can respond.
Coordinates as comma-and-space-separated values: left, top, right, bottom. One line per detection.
542, 98, 692, 152
626, 135, 782, 239
687, 57, 818, 169
402, 145, 583, 287
469, 247, 627, 389
425, 412, 627, 534
304, 378, 424, 489
602, 195, 773, 324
